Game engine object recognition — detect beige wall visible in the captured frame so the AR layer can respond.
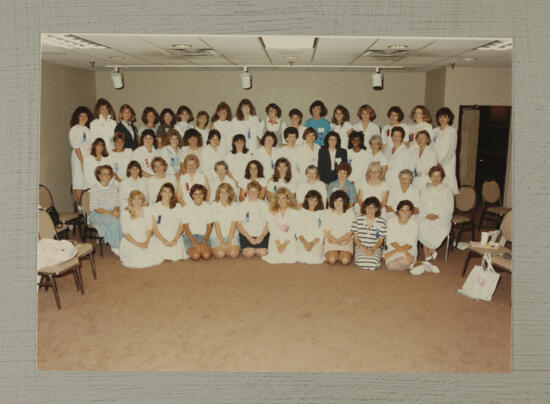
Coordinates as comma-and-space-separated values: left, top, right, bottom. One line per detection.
424, 67, 446, 118
95, 70, 426, 127
40, 61, 96, 211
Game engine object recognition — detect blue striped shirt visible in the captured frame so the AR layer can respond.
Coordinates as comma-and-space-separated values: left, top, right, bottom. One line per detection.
90, 183, 119, 211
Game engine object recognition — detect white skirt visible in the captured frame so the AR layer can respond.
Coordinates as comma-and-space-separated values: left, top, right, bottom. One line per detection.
263, 238, 298, 264
296, 239, 325, 264
120, 238, 164, 268
418, 217, 451, 249
71, 152, 88, 190
149, 236, 187, 261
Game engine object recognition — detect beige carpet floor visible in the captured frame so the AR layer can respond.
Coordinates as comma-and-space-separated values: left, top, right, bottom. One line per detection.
37, 236, 511, 373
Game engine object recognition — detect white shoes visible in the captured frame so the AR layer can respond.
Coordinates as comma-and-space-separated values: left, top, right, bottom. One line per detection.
410, 261, 440, 275
425, 251, 438, 261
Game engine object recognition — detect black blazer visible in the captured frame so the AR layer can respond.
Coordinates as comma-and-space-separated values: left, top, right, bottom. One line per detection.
115, 121, 139, 150
318, 147, 348, 184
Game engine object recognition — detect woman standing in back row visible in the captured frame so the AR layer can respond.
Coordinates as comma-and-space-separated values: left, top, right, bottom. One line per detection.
90, 98, 117, 151
432, 107, 459, 195
69, 106, 94, 203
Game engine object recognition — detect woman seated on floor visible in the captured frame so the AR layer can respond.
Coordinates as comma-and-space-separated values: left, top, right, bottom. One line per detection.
150, 183, 187, 262
237, 181, 270, 258
351, 197, 387, 270
119, 190, 163, 268
323, 190, 355, 266
182, 184, 213, 261
296, 190, 325, 264
383, 200, 420, 272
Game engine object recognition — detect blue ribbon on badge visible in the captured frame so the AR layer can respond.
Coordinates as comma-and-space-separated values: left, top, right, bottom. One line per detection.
414, 168, 417, 177
433, 136, 437, 143
376, 228, 379, 238
114, 163, 118, 172
271, 160, 274, 169
171, 157, 175, 167
274, 185, 277, 191
83, 133, 86, 142
248, 130, 251, 139
317, 218, 322, 228
245, 212, 250, 222
157, 215, 162, 224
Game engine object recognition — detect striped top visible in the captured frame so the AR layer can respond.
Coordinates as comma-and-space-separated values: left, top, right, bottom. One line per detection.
90, 183, 119, 211
351, 216, 387, 248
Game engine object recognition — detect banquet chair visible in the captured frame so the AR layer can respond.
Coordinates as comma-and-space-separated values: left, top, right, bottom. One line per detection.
478, 180, 511, 231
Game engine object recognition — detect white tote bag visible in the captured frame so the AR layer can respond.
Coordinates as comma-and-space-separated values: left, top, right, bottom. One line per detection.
457, 253, 501, 301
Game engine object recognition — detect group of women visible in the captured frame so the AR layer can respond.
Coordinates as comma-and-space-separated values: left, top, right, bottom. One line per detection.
68, 98, 457, 274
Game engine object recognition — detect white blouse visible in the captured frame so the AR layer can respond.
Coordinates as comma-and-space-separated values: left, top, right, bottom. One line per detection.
352, 121, 380, 143
213, 120, 234, 155
296, 143, 320, 182
331, 122, 353, 147
178, 172, 208, 205
231, 116, 261, 152
119, 177, 148, 208
254, 147, 281, 181
200, 144, 225, 182
90, 115, 116, 151
132, 146, 160, 176
109, 149, 133, 180
347, 148, 369, 184
69, 124, 94, 157
224, 151, 252, 183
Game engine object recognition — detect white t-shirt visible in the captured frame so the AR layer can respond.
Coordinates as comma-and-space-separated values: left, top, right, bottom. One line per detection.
231, 116, 261, 152
174, 121, 193, 137
195, 128, 209, 146
224, 151, 252, 183
150, 202, 184, 240
83, 155, 113, 188
119, 177, 148, 208
296, 208, 326, 241
296, 180, 327, 206
238, 199, 270, 236
296, 143, 320, 181
90, 115, 116, 151
357, 180, 389, 204
69, 124, 94, 157
386, 216, 419, 259
181, 202, 212, 235
147, 174, 177, 204
210, 201, 239, 238
178, 172, 208, 205
347, 148, 369, 184
254, 147, 281, 181
109, 149, 133, 179
212, 120, 234, 155
279, 145, 300, 178
200, 145, 225, 182
267, 177, 297, 194
132, 146, 160, 176
323, 209, 355, 238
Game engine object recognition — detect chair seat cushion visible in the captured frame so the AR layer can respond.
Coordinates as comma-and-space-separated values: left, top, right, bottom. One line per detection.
60, 212, 80, 222
491, 255, 512, 272
452, 215, 471, 224
486, 206, 511, 216
77, 243, 94, 256
468, 242, 511, 257
38, 256, 79, 275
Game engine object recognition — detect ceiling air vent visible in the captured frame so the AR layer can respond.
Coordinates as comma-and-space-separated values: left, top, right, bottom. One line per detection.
363, 49, 413, 57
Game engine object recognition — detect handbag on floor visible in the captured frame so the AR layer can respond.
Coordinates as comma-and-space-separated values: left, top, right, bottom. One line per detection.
457, 253, 501, 302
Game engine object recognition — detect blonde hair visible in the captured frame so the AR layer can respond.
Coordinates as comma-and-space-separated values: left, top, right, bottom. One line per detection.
214, 182, 236, 204
269, 187, 298, 213
183, 154, 200, 169
366, 161, 382, 181
126, 190, 148, 218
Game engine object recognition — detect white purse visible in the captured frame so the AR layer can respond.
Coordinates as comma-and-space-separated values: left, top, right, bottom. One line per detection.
457, 253, 501, 302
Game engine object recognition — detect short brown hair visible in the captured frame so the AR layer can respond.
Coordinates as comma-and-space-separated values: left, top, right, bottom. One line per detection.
302, 127, 317, 141
119, 104, 136, 122
336, 162, 352, 176
360, 196, 381, 216
151, 156, 168, 172
162, 129, 183, 147
428, 164, 446, 180
90, 138, 109, 157
189, 183, 207, 199
247, 180, 262, 192
94, 164, 113, 182
328, 190, 350, 212
357, 104, 376, 121
141, 106, 160, 125
126, 160, 143, 178
409, 105, 432, 123
183, 154, 200, 169
113, 131, 125, 143
415, 129, 431, 145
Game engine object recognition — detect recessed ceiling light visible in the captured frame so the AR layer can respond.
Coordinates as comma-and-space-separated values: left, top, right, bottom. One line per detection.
262, 36, 315, 49
388, 44, 408, 50
462, 57, 477, 62
42, 34, 106, 49
171, 44, 193, 49
108, 56, 125, 61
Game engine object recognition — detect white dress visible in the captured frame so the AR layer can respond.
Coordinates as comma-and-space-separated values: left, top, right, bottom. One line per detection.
347, 149, 369, 184
331, 122, 353, 147
418, 183, 454, 249
386, 144, 414, 190
200, 145, 225, 183
411, 145, 438, 189
149, 202, 187, 261
69, 124, 94, 189
267, 177, 297, 195
296, 143, 320, 183
432, 126, 459, 194
384, 185, 420, 221
119, 207, 163, 268
213, 120, 234, 156
296, 180, 328, 207
109, 149, 133, 180
231, 116, 261, 154
263, 208, 299, 264
352, 121, 380, 143
254, 147, 281, 181
296, 209, 325, 264
407, 122, 433, 148
132, 146, 160, 176
323, 209, 355, 253
225, 151, 252, 183
83, 154, 113, 188
90, 115, 116, 151
160, 145, 182, 175
178, 172, 208, 205
147, 174, 177, 203
385, 216, 419, 264
279, 145, 300, 179
381, 123, 410, 159
119, 177, 149, 208
210, 201, 240, 243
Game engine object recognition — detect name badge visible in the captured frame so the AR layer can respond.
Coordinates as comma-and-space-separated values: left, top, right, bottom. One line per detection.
246, 212, 250, 222
83, 133, 86, 142
186, 182, 190, 191
375, 228, 380, 238
271, 160, 274, 169
335, 157, 342, 164
414, 168, 417, 177
349, 158, 352, 164
171, 157, 175, 167
244, 190, 248, 197
409, 134, 414, 143
157, 215, 162, 224
114, 163, 119, 172
273, 185, 277, 191
433, 136, 437, 143
248, 130, 251, 139
317, 218, 322, 228
386, 129, 390, 137
145, 158, 150, 168
319, 128, 325, 133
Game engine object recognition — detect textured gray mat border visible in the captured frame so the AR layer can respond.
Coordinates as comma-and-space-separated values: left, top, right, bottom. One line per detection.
1, 0, 549, 402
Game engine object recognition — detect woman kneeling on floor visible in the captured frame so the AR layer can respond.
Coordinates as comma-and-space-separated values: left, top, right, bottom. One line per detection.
182, 184, 213, 261
323, 190, 355, 265
211, 183, 241, 259
237, 181, 270, 258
